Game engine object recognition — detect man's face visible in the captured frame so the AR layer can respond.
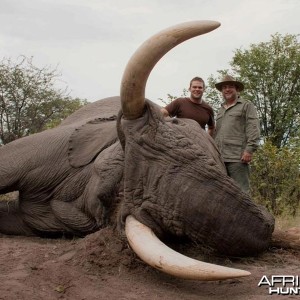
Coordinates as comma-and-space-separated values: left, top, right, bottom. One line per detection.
221, 84, 238, 101
189, 80, 204, 99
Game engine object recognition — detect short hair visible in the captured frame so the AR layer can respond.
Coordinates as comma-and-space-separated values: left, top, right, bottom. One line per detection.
189, 77, 205, 88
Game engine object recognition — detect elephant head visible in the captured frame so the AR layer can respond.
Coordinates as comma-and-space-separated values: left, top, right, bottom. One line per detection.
0, 21, 274, 281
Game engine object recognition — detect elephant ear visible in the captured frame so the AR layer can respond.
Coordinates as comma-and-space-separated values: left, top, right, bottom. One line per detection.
68, 116, 118, 168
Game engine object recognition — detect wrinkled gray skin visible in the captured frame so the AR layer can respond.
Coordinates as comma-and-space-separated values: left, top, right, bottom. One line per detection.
0, 96, 274, 256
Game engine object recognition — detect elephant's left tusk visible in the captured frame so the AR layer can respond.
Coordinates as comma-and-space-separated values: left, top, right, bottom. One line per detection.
120, 20, 220, 120
125, 215, 251, 281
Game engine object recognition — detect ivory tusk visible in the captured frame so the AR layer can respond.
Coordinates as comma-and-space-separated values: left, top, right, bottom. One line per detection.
120, 20, 221, 120
125, 215, 251, 281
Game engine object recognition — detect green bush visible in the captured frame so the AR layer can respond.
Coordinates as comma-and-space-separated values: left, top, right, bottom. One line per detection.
251, 141, 300, 216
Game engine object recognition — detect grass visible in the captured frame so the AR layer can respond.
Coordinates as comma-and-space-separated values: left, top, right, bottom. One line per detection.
275, 210, 300, 230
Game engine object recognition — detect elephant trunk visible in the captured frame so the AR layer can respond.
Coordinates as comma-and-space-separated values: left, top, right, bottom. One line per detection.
120, 20, 220, 120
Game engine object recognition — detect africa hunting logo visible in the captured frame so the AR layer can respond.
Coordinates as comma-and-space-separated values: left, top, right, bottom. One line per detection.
258, 275, 300, 295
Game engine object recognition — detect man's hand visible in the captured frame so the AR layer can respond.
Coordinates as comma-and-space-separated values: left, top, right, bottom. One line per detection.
241, 151, 252, 164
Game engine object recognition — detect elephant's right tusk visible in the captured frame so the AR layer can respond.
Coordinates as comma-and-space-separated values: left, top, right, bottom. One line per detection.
125, 215, 251, 281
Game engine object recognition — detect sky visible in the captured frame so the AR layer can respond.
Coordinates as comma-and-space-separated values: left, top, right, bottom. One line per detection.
0, 0, 299, 106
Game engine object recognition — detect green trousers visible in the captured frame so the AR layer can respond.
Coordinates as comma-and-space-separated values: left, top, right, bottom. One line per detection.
225, 162, 250, 194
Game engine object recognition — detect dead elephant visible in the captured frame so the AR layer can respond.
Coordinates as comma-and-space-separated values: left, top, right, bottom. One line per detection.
0, 20, 275, 281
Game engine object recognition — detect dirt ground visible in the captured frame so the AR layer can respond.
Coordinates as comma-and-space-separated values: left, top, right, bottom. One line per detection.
1, 227, 299, 300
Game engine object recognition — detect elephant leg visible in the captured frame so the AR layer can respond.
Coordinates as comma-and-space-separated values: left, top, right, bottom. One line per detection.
0, 200, 35, 236
50, 199, 98, 235
49, 142, 124, 235
80, 142, 124, 227
7, 196, 98, 237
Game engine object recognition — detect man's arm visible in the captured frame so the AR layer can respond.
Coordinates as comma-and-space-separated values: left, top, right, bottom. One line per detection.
245, 102, 260, 153
160, 107, 170, 117
242, 102, 260, 163
207, 125, 215, 137
207, 109, 216, 137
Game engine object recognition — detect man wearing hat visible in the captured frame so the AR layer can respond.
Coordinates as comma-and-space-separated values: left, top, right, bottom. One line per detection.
214, 75, 260, 194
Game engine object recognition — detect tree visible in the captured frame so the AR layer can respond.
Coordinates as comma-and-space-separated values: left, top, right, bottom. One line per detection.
207, 33, 300, 148
158, 88, 189, 106
250, 141, 300, 216
0, 56, 87, 144
38, 97, 88, 130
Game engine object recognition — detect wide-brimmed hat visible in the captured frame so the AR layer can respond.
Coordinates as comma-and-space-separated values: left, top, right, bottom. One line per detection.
215, 75, 244, 92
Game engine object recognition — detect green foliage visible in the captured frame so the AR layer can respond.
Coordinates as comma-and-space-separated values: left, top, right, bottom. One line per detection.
158, 88, 189, 106
0, 56, 87, 144
233, 33, 300, 148
43, 97, 88, 129
251, 141, 300, 216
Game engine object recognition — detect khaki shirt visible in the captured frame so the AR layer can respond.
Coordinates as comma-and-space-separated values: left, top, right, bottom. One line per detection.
214, 98, 260, 162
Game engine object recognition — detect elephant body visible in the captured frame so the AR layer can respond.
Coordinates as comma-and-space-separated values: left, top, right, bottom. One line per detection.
0, 96, 274, 256
0, 97, 123, 236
